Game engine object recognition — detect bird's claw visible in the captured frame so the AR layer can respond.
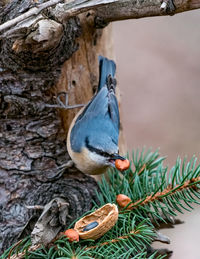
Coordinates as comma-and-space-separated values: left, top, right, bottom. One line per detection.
45, 92, 85, 110
57, 92, 69, 108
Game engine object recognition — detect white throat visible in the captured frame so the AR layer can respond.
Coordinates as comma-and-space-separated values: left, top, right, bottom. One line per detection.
89, 151, 108, 166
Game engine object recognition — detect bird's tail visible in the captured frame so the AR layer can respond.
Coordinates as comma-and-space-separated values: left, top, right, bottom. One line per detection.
98, 56, 116, 91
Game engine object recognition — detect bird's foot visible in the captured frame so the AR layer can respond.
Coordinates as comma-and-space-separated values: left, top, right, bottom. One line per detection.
160, 0, 176, 15
45, 92, 85, 110
46, 160, 74, 180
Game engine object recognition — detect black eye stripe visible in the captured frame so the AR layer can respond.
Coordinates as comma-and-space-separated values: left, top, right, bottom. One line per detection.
85, 137, 110, 158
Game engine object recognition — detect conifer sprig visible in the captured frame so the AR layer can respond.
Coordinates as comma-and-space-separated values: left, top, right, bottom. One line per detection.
129, 176, 200, 209
97, 150, 200, 223
3, 149, 200, 259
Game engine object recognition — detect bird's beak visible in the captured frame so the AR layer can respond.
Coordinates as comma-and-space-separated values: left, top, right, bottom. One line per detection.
108, 154, 126, 167
111, 154, 126, 161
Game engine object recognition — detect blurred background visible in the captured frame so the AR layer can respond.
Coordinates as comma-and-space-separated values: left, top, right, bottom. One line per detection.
113, 10, 200, 259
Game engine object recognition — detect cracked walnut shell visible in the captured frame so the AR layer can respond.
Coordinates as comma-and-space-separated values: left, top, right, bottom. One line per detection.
74, 203, 118, 240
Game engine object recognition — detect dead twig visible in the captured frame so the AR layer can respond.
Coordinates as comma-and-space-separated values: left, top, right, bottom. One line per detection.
0, 0, 63, 33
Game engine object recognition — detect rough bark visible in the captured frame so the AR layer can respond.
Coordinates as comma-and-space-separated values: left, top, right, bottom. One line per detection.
0, 0, 108, 253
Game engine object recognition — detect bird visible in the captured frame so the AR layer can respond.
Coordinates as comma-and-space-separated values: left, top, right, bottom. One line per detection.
67, 56, 125, 175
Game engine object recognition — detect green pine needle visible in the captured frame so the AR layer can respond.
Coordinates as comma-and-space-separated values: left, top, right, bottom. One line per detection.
99, 150, 200, 230
3, 148, 200, 259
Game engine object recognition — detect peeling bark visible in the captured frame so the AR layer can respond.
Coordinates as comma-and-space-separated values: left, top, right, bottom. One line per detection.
1, 0, 200, 35
0, 0, 102, 253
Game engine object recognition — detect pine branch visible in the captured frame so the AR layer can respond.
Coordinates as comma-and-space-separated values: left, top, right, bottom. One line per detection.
132, 148, 166, 176
129, 176, 200, 210
97, 150, 200, 223
4, 149, 200, 258
81, 216, 155, 258
4, 217, 155, 259
85, 230, 140, 250
9, 244, 40, 259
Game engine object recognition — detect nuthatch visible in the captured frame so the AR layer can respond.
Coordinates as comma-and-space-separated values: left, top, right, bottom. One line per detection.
67, 56, 125, 175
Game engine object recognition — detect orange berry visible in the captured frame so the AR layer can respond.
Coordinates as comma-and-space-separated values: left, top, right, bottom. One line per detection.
116, 194, 133, 209
64, 229, 79, 242
115, 159, 130, 171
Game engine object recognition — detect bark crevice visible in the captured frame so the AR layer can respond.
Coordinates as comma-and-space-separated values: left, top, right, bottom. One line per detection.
0, 2, 100, 252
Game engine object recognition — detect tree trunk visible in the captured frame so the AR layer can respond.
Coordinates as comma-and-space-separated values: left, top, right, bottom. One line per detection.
1, 0, 198, 254
0, 1, 116, 253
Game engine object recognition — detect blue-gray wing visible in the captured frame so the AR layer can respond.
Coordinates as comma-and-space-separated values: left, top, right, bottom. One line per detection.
70, 56, 119, 153
75, 86, 119, 131
70, 86, 120, 153
108, 90, 120, 132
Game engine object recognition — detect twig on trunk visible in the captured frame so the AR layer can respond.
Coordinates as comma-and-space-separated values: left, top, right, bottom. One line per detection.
0, 0, 63, 33
1, 0, 200, 34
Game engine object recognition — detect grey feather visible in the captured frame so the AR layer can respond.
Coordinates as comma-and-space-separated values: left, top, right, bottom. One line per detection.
70, 56, 120, 156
